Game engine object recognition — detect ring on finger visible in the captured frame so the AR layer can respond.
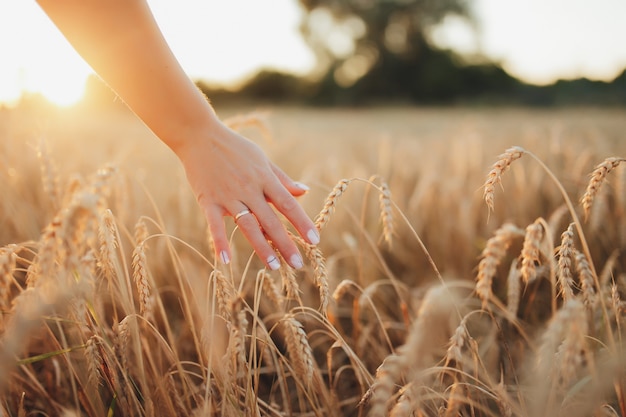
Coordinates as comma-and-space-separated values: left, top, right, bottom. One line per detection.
234, 208, 252, 222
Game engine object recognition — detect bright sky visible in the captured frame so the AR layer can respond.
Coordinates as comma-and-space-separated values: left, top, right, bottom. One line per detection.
1, 0, 625, 106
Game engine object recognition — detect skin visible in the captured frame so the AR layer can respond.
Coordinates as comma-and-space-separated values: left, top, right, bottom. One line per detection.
36, 0, 320, 270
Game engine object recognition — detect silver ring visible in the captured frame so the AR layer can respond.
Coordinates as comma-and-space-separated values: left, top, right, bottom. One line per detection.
234, 208, 252, 222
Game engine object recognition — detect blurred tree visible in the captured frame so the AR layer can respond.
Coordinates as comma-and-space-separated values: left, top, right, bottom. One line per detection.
297, 0, 474, 102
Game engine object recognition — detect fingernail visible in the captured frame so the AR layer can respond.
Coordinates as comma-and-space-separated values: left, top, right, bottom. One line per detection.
220, 251, 230, 265
290, 254, 304, 269
294, 182, 310, 191
267, 255, 281, 270
307, 228, 320, 245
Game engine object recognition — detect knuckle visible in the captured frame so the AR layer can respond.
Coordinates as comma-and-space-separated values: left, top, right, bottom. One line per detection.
274, 194, 299, 213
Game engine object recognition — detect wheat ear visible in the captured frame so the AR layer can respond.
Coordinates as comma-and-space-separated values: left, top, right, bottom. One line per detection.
483, 146, 525, 212
85, 335, 103, 386
581, 157, 626, 220
557, 223, 576, 302
520, 219, 545, 283
378, 180, 394, 246
315, 178, 350, 230
476, 223, 524, 308
132, 243, 152, 317
283, 314, 315, 387
574, 249, 596, 307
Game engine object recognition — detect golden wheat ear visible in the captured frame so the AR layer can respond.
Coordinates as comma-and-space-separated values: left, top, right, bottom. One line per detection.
483, 146, 525, 213
581, 157, 626, 221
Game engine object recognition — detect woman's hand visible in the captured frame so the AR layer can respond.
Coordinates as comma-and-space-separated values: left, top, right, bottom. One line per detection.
35, 0, 319, 268
176, 119, 319, 270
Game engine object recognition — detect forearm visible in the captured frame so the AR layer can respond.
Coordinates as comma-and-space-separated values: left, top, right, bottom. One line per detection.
36, 0, 217, 153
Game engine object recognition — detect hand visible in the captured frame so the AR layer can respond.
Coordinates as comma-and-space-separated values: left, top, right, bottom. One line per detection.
175, 118, 320, 270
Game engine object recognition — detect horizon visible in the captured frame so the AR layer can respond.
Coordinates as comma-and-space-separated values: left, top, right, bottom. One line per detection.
1, 0, 625, 107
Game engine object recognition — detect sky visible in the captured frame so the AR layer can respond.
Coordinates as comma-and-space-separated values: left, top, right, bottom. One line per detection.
0, 0, 625, 106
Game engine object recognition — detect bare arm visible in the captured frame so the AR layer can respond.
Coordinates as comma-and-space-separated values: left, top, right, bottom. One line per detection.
36, 0, 319, 269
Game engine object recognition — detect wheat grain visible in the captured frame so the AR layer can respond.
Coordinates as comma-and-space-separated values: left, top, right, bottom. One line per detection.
582, 157, 626, 220
520, 219, 544, 283
283, 314, 314, 387
611, 283, 621, 309
97, 209, 118, 281
132, 243, 152, 317
60, 191, 99, 271
483, 146, 525, 212
315, 178, 350, 230
506, 259, 522, 317
279, 262, 301, 302
258, 269, 284, 309
553, 300, 590, 391
364, 353, 405, 416
557, 223, 576, 301
211, 269, 236, 321
574, 249, 596, 307
290, 232, 330, 311
84, 335, 103, 386
0, 245, 17, 308
476, 223, 524, 308
114, 315, 131, 373
446, 317, 468, 365
378, 180, 394, 246
304, 243, 330, 312
536, 299, 587, 391
228, 297, 248, 375
26, 214, 63, 288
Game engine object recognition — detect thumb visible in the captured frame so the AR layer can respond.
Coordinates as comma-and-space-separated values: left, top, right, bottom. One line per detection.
271, 163, 309, 197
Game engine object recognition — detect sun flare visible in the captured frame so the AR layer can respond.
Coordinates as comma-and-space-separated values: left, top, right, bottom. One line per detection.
0, 68, 89, 108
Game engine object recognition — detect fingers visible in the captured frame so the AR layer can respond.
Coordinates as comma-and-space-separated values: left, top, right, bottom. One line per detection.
204, 205, 231, 265
264, 178, 320, 246
234, 205, 300, 270
271, 163, 310, 197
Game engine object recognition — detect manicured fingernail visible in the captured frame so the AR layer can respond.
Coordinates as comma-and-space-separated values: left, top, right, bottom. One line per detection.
307, 228, 320, 245
294, 182, 310, 191
267, 255, 281, 270
290, 254, 304, 269
220, 251, 230, 265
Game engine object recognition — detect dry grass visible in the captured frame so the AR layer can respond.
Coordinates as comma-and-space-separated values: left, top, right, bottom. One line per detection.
1, 104, 626, 416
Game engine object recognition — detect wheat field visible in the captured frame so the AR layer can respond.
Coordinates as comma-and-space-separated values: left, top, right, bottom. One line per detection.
1, 103, 626, 416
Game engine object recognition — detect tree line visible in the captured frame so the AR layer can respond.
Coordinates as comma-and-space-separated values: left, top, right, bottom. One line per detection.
84, 0, 626, 108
